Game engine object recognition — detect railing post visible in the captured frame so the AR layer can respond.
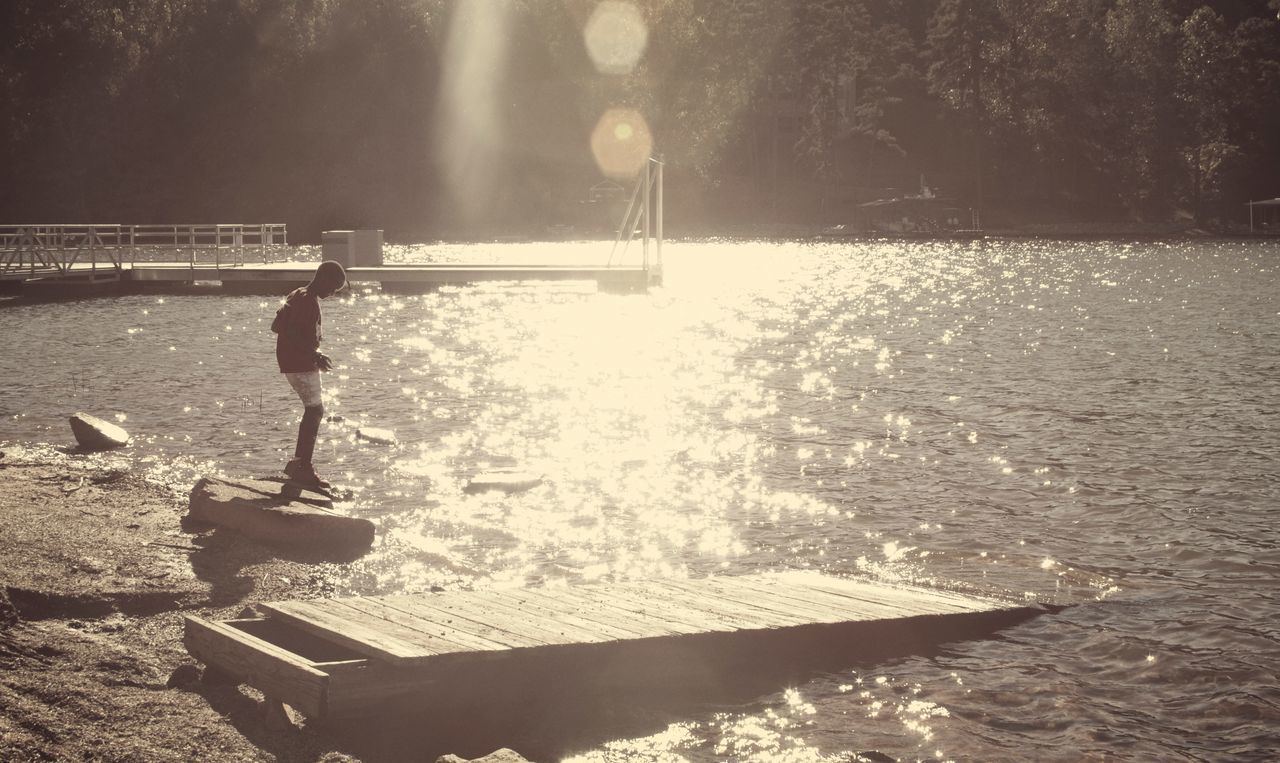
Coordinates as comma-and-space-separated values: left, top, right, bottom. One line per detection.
57, 226, 67, 275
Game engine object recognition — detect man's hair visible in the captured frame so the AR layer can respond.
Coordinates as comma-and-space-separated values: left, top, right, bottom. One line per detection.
312, 260, 347, 292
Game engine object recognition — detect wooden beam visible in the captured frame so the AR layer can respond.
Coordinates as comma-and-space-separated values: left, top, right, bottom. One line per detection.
182, 616, 329, 719
259, 600, 424, 664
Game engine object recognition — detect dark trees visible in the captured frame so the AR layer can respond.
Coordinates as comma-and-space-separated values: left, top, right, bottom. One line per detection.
2, 0, 1278, 235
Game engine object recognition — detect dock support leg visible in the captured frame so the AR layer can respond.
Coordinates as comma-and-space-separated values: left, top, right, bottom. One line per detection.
200, 664, 239, 687
262, 697, 295, 731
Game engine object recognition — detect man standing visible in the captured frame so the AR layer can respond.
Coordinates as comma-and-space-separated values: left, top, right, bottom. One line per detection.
271, 260, 347, 489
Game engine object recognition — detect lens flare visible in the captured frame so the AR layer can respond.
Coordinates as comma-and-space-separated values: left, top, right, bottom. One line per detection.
591, 108, 652, 178
583, 0, 648, 75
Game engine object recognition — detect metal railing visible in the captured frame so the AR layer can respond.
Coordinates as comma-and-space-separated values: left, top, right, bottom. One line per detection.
0, 223, 288, 277
607, 156, 663, 282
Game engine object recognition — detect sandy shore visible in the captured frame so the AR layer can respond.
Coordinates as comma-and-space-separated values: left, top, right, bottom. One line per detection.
0, 449, 692, 762
0, 449, 374, 761
1, 447, 922, 761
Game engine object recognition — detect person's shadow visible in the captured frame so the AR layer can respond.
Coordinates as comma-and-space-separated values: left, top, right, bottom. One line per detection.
182, 476, 370, 607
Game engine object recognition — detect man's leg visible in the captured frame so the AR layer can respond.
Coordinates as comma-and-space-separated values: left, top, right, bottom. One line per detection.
284, 371, 329, 487
295, 401, 324, 464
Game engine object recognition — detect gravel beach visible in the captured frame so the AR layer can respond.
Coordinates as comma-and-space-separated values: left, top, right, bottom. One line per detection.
0, 449, 365, 761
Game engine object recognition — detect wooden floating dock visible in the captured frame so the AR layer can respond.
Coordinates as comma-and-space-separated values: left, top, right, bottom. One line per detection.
2, 261, 657, 295
4, 164, 666, 297
157, 261, 657, 293
184, 572, 1049, 722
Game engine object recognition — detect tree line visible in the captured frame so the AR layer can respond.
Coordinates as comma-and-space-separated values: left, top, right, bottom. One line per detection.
2, 0, 1278, 239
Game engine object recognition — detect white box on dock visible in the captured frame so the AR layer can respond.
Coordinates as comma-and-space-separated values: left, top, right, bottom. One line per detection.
321, 229, 382, 267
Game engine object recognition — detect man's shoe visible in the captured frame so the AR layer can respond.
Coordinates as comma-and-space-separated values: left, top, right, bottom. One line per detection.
285, 459, 331, 490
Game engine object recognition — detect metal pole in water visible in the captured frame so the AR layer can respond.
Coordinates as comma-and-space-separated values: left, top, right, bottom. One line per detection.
656, 158, 664, 275
642, 159, 651, 272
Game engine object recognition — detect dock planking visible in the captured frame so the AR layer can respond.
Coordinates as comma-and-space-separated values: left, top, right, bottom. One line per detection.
184, 571, 1053, 722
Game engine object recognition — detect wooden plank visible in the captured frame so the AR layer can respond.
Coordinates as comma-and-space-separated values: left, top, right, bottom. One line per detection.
641, 580, 800, 631
616, 580, 793, 631
317, 598, 490, 656
375, 594, 546, 650
527, 585, 678, 638
476, 587, 657, 641
560, 587, 697, 636
656, 578, 819, 627
753, 578, 937, 620
259, 600, 423, 663
182, 616, 328, 718
711, 575, 927, 621
490, 584, 688, 638
612, 580, 769, 632
393, 593, 567, 648
343, 596, 514, 653
759, 575, 953, 616
320, 659, 437, 719
560, 582, 736, 636
716, 575, 921, 622
663, 577, 857, 625
542, 584, 703, 636
388, 591, 594, 648
777, 572, 988, 615
461, 589, 627, 644
475, 593, 620, 645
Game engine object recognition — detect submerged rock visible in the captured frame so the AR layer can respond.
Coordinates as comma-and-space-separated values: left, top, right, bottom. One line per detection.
435, 750, 531, 763
356, 426, 397, 445
463, 470, 543, 495
69, 412, 130, 451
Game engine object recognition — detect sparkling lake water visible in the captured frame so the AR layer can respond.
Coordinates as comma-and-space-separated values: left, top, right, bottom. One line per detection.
1, 238, 1278, 761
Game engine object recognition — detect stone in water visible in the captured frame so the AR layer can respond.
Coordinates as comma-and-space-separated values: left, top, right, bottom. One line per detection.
464, 470, 543, 495
69, 412, 130, 451
357, 427, 397, 445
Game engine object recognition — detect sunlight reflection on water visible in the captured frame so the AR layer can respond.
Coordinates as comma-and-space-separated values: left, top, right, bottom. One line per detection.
2, 238, 1279, 759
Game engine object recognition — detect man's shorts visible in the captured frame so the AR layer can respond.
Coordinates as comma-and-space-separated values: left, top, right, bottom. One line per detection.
285, 371, 323, 407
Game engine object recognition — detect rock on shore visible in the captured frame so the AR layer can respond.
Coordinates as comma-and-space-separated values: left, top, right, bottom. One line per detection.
69, 412, 130, 451
0, 454, 368, 761
187, 475, 375, 553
